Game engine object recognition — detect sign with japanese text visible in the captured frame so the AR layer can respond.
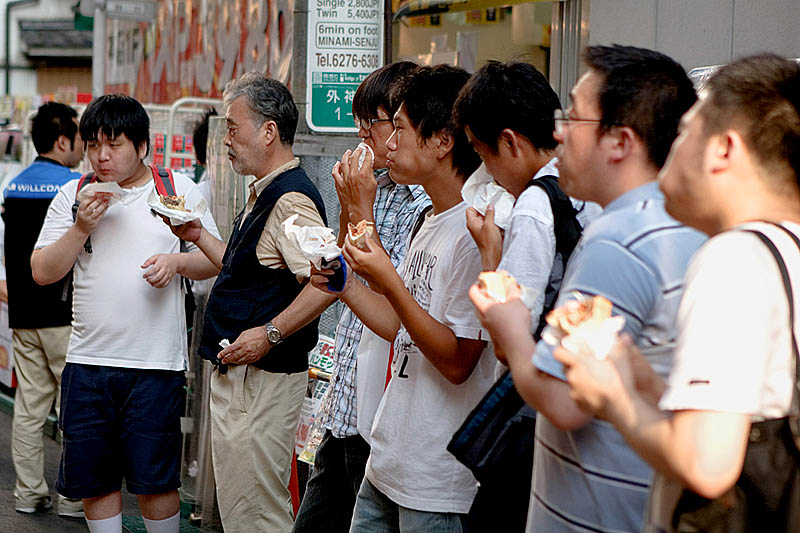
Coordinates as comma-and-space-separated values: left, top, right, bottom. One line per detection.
105, 0, 293, 104
306, 0, 384, 131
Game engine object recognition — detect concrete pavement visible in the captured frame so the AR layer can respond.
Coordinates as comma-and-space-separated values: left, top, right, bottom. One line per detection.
0, 391, 215, 532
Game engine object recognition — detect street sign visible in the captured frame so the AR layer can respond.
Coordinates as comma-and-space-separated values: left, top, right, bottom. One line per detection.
306, 0, 385, 132
79, 0, 157, 22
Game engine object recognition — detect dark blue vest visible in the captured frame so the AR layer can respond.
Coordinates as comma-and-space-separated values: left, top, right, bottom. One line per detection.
199, 166, 327, 374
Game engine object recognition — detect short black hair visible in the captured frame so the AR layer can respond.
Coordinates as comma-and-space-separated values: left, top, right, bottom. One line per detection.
583, 45, 697, 169
79, 94, 150, 155
701, 54, 800, 187
192, 108, 218, 166
394, 64, 481, 179
223, 72, 298, 145
31, 102, 78, 155
352, 61, 418, 121
454, 61, 561, 153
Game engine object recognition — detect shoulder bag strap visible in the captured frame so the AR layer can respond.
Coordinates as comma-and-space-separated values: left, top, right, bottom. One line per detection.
742, 226, 800, 436
150, 164, 177, 196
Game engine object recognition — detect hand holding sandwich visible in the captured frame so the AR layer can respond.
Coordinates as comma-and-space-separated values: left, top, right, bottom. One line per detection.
74, 194, 109, 236
333, 146, 377, 224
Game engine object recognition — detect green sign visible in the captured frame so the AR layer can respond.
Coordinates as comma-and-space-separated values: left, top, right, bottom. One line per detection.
309, 72, 367, 129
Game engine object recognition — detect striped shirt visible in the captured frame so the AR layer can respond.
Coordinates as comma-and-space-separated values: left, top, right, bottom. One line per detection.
320, 170, 430, 438
529, 182, 706, 532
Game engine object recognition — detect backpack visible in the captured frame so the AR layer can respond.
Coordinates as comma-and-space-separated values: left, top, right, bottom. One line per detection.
527, 174, 584, 338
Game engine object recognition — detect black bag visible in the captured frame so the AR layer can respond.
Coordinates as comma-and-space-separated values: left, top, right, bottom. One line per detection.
672, 226, 800, 532
448, 174, 584, 531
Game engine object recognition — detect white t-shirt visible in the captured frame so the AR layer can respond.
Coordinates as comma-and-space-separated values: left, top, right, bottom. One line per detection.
365, 200, 495, 514
35, 172, 220, 371
647, 221, 800, 532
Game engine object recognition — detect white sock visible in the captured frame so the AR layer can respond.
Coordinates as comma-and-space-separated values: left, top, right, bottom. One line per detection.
142, 510, 181, 533
85, 512, 122, 533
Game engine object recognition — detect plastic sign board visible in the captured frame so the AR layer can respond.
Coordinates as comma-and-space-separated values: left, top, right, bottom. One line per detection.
306, 0, 385, 132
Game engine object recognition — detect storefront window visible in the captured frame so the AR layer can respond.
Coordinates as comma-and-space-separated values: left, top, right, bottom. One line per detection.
392, 1, 554, 76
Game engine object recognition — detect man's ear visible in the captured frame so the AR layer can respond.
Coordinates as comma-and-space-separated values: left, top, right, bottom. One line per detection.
433, 130, 455, 159
137, 140, 148, 161
263, 120, 279, 147
605, 125, 636, 163
499, 129, 522, 158
706, 130, 737, 175
54, 134, 70, 153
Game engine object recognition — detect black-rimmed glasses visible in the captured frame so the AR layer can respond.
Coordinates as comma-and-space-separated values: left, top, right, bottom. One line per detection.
354, 117, 392, 130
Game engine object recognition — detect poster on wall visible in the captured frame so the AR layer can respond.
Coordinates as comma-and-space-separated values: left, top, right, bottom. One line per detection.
305, 0, 385, 131
105, 0, 293, 104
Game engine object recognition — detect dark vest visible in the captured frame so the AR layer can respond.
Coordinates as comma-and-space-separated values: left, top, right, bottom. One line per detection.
199, 166, 327, 374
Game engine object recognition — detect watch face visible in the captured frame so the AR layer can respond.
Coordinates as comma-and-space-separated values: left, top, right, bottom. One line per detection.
267, 328, 281, 343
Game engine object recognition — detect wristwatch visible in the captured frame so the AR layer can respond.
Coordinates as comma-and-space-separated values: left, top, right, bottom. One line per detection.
264, 322, 283, 345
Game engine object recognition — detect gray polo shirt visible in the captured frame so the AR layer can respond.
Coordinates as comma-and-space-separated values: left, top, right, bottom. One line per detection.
527, 181, 706, 532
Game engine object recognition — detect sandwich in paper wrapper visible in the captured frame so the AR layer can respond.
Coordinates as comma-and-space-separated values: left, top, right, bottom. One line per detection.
282, 214, 342, 269
476, 270, 538, 310
146, 187, 208, 226
347, 220, 375, 251
461, 163, 515, 230
542, 292, 626, 360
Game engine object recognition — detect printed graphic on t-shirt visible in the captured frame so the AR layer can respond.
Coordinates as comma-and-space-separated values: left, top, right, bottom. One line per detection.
391, 246, 440, 379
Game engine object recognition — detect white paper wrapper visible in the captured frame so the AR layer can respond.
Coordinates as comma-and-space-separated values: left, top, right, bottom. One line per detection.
76, 182, 128, 207
146, 187, 208, 225
356, 142, 374, 170
561, 316, 626, 360
282, 214, 341, 269
461, 163, 515, 230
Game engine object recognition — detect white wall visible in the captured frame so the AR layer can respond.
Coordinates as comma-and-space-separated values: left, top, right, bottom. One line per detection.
0, 0, 79, 95
587, 0, 800, 71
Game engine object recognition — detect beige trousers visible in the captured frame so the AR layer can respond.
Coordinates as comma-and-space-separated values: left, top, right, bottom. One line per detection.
210, 364, 307, 532
11, 326, 71, 505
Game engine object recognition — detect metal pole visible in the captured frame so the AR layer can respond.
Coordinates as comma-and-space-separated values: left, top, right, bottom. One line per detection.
92, 2, 106, 97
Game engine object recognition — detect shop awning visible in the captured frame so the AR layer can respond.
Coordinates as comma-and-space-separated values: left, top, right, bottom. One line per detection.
18, 19, 93, 58
393, 0, 560, 20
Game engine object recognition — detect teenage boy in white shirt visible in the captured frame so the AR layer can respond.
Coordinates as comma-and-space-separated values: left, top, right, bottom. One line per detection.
313, 64, 493, 532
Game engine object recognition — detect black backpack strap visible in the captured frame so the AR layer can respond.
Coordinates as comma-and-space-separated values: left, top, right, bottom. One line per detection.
528, 175, 583, 262
72, 172, 97, 253
408, 204, 433, 245
742, 226, 800, 441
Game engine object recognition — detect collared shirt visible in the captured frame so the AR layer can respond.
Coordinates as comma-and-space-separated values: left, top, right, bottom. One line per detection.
319, 169, 430, 438
241, 158, 326, 279
527, 181, 706, 533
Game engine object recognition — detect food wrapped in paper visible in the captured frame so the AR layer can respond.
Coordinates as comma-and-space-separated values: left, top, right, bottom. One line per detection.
347, 220, 375, 251
542, 292, 625, 360
282, 214, 342, 269
461, 163, 515, 230
355, 142, 374, 170
146, 187, 208, 225
476, 270, 538, 310
76, 182, 128, 207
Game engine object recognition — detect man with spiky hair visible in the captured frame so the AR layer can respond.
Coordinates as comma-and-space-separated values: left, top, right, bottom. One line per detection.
312, 65, 491, 532
31, 94, 219, 533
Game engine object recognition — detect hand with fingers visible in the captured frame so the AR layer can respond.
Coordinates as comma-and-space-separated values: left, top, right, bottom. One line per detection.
342, 233, 396, 295
217, 326, 271, 365
333, 147, 378, 224
141, 254, 179, 288
466, 204, 503, 271
159, 216, 203, 243
75, 194, 110, 235
469, 281, 530, 365
553, 334, 638, 420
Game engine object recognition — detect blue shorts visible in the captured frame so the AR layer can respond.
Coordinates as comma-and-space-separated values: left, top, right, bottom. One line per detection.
57, 363, 185, 499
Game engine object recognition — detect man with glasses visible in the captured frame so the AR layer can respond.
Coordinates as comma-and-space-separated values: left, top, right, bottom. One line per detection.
469, 45, 704, 532
288, 61, 430, 533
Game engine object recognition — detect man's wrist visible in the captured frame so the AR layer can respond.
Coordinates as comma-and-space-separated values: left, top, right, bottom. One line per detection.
264, 321, 283, 345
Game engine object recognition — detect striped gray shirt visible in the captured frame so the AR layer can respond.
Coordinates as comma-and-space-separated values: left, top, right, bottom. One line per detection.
529, 182, 706, 532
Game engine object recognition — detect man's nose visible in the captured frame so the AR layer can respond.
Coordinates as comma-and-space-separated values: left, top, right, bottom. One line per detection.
386, 128, 397, 151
